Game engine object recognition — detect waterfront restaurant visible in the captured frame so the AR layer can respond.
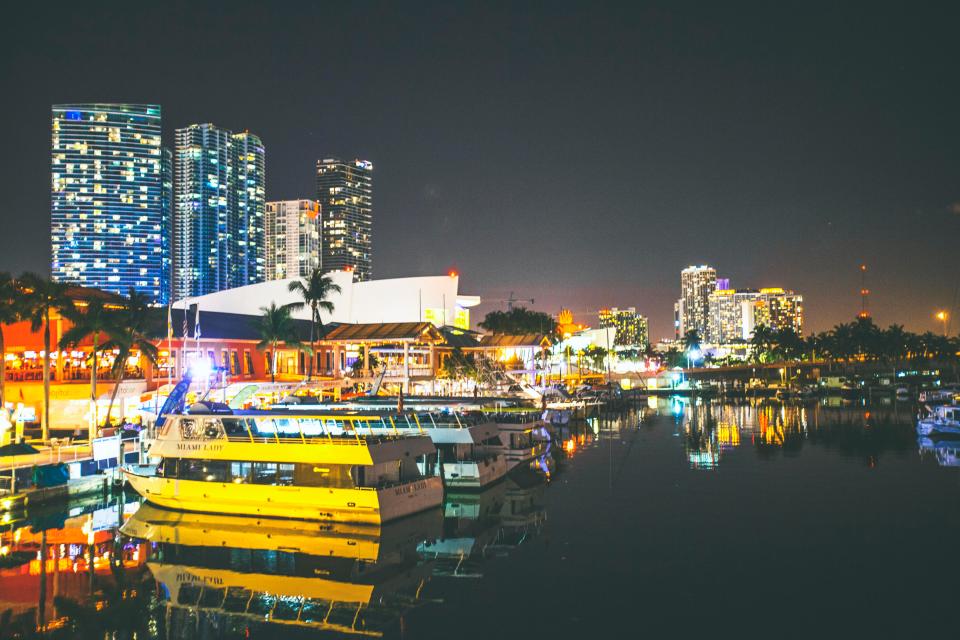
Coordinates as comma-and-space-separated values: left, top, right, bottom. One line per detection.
0, 271, 483, 432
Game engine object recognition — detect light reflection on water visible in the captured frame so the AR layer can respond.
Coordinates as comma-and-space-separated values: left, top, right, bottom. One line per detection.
1, 400, 956, 638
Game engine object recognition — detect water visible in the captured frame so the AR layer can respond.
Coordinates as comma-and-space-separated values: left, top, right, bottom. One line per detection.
2, 399, 957, 639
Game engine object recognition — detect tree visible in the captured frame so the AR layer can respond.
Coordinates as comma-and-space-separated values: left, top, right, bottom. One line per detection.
350, 345, 381, 374
254, 303, 302, 383
0, 272, 22, 411
479, 307, 558, 336
100, 291, 160, 429
438, 347, 477, 380
59, 298, 116, 440
19, 273, 75, 442
582, 345, 608, 372
749, 325, 777, 363
287, 270, 341, 380
682, 329, 702, 354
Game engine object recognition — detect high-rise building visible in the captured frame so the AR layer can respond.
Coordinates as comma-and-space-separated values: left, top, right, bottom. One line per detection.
674, 299, 684, 339
754, 288, 803, 335
680, 265, 717, 339
160, 147, 173, 301
598, 307, 649, 348
265, 200, 322, 280
707, 287, 803, 344
707, 289, 757, 344
233, 132, 266, 286
51, 104, 168, 302
316, 158, 373, 281
174, 124, 265, 299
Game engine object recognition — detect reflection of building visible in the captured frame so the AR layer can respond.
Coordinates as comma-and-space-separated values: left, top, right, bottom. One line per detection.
598, 307, 649, 348
174, 124, 265, 299
51, 104, 169, 303
265, 199, 321, 280
316, 158, 373, 281
680, 265, 717, 337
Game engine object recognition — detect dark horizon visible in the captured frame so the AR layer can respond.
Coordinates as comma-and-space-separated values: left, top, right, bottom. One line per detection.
2, 2, 958, 339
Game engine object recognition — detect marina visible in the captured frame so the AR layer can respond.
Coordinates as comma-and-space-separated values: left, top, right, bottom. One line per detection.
0, 398, 956, 638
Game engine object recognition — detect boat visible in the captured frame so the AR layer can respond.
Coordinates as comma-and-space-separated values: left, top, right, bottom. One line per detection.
271, 404, 509, 490
122, 404, 444, 524
919, 385, 960, 405
916, 404, 960, 436
483, 409, 553, 472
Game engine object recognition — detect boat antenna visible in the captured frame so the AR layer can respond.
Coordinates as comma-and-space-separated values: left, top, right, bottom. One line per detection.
858, 264, 870, 320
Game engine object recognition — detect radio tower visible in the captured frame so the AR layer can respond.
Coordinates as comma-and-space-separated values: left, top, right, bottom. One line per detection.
858, 264, 870, 319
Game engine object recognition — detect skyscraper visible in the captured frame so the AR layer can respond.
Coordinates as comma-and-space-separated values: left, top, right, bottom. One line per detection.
680, 265, 717, 338
174, 124, 265, 299
233, 132, 266, 286
706, 287, 804, 344
265, 200, 321, 280
598, 307, 649, 348
316, 158, 373, 281
51, 104, 168, 302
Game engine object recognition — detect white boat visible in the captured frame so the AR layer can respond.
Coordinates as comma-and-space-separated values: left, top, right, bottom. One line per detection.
123, 405, 444, 524
270, 406, 509, 490
484, 411, 553, 471
917, 405, 960, 436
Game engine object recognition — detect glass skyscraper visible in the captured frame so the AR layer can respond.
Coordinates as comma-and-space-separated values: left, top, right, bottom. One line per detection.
265, 200, 321, 280
316, 158, 373, 281
51, 104, 168, 302
174, 124, 265, 299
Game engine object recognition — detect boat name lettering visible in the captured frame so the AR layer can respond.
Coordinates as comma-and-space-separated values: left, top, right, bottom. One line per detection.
177, 572, 223, 585
394, 480, 428, 496
176, 443, 225, 453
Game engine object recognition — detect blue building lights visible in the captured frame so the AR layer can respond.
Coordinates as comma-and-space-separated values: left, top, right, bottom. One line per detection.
51, 104, 170, 303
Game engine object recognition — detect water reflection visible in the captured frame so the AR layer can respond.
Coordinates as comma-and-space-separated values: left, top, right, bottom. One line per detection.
652, 397, 919, 469
917, 436, 960, 468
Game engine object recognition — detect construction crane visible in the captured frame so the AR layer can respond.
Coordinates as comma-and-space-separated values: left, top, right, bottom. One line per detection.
488, 292, 535, 311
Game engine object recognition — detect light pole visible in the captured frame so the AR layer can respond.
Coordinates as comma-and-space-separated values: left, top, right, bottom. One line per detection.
936, 310, 948, 337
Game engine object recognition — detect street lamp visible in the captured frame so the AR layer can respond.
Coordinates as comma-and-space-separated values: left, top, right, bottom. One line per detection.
936, 310, 948, 336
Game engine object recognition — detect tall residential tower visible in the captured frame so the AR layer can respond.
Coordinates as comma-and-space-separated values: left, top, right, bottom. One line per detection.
174, 124, 265, 299
265, 200, 322, 280
316, 158, 373, 281
51, 104, 169, 302
680, 265, 717, 339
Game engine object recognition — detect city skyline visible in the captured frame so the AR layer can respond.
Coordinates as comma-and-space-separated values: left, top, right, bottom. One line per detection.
3, 3, 958, 337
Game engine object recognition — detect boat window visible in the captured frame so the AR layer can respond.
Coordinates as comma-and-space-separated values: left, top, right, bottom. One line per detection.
277, 463, 295, 485
230, 462, 252, 483
300, 599, 332, 624
199, 587, 226, 608
250, 418, 277, 437
252, 462, 280, 484
273, 596, 303, 621
222, 587, 251, 612
177, 584, 202, 606
221, 418, 249, 438
248, 593, 277, 617
202, 419, 225, 440
179, 418, 203, 440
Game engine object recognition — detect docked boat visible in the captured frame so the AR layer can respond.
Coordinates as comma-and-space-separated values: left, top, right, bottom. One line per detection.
271, 404, 509, 490
917, 404, 960, 436
483, 409, 553, 472
123, 405, 444, 524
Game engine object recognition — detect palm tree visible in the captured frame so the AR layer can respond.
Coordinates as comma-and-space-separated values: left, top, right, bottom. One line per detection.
0, 272, 23, 411
287, 270, 341, 380
19, 273, 74, 442
254, 303, 302, 383
100, 291, 159, 429
59, 298, 116, 441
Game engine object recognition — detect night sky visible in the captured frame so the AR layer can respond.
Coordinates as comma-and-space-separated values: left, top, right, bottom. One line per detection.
2, 2, 958, 338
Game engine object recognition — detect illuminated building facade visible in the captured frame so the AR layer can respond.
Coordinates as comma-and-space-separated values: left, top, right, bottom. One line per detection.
316, 158, 373, 281
680, 265, 717, 338
265, 200, 322, 280
174, 124, 265, 299
598, 307, 649, 348
707, 289, 757, 344
233, 132, 266, 286
754, 288, 803, 335
51, 104, 169, 302
707, 287, 803, 344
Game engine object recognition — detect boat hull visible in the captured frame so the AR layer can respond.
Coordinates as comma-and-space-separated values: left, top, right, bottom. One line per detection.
122, 469, 443, 524
917, 420, 960, 436
441, 456, 509, 489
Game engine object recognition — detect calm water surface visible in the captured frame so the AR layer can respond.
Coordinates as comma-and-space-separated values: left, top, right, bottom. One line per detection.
2, 399, 957, 639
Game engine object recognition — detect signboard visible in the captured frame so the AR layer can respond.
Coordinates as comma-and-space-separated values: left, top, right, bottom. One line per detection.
92, 435, 121, 462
